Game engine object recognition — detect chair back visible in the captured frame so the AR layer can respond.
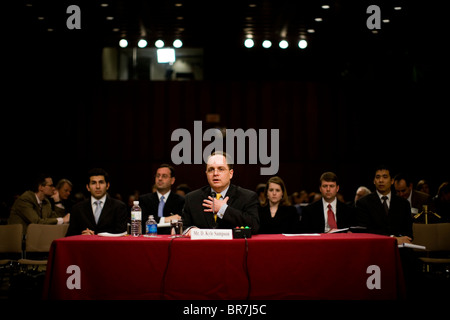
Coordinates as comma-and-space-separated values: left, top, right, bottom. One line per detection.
413, 223, 450, 252
0, 224, 23, 254
25, 224, 69, 253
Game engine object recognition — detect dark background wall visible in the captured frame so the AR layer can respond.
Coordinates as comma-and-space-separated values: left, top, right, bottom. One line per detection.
2, 1, 449, 207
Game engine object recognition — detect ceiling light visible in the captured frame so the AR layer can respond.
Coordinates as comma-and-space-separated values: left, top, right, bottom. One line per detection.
155, 40, 165, 48
315, 17, 323, 22
138, 39, 147, 48
321, 5, 330, 9
262, 40, 272, 49
119, 39, 128, 48
173, 39, 183, 48
394, 6, 402, 10
279, 40, 289, 49
244, 38, 254, 48
298, 39, 308, 49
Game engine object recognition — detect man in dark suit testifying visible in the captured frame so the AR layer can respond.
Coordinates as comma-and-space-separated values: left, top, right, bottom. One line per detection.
300, 172, 356, 233
66, 168, 127, 236
356, 165, 413, 245
139, 164, 185, 234
182, 151, 260, 235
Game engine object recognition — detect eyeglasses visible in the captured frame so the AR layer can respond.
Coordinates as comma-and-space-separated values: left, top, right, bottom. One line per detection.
206, 167, 228, 174
155, 174, 171, 179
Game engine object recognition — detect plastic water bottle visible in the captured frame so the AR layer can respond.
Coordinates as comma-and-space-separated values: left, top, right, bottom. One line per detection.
146, 215, 157, 237
131, 201, 142, 237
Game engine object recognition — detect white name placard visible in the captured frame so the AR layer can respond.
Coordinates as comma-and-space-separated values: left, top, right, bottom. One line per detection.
191, 229, 233, 240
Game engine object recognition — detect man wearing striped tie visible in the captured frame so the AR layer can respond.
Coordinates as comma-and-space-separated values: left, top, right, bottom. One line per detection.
66, 168, 128, 236
182, 152, 260, 236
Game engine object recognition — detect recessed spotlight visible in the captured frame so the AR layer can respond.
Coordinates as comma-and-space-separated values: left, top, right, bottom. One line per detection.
173, 39, 183, 48
155, 40, 165, 48
138, 39, 147, 48
262, 40, 272, 48
244, 38, 254, 48
321, 5, 330, 9
279, 40, 289, 49
315, 17, 323, 22
119, 39, 128, 48
298, 39, 307, 49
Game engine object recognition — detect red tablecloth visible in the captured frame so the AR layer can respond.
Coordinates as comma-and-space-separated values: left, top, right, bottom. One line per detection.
43, 233, 405, 300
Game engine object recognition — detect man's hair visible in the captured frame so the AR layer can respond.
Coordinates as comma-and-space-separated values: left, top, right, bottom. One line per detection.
319, 172, 338, 186
393, 172, 412, 186
32, 173, 52, 192
206, 151, 234, 170
87, 168, 110, 184
56, 178, 73, 190
158, 163, 175, 178
374, 164, 393, 177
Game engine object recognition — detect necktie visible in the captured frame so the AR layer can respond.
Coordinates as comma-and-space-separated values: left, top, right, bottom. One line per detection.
382, 196, 389, 214
327, 204, 337, 230
94, 200, 102, 224
214, 193, 222, 222
158, 195, 165, 218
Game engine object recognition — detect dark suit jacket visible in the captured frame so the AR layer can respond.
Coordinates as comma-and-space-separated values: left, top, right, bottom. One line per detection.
258, 204, 299, 234
182, 184, 260, 234
355, 192, 413, 238
139, 191, 185, 234
411, 190, 432, 211
66, 195, 128, 236
8, 191, 65, 234
300, 199, 356, 233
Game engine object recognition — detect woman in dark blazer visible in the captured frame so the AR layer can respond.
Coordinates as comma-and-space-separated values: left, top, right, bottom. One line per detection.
258, 176, 299, 234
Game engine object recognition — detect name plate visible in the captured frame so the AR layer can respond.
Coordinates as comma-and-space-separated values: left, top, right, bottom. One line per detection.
191, 229, 233, 240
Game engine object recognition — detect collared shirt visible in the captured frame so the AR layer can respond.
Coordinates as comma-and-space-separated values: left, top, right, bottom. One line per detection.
322, 197, 337, 233
156, 190, 171, 223
157, 190, 171, 203
36, 193, 64, 225
212, 185, 230, 219
91, 194, 107, 215
376, 190, 391, 208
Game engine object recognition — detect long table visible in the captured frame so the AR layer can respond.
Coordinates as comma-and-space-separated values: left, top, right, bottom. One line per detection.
43, 233, 405, 300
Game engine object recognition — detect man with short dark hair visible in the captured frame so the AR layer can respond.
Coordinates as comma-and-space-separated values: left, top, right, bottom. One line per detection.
393, 172, 432, 215
300, 172, 356, 233
356, 165, 413, 244
66, 168, 127, 236
139, 164, 185, 234
9, 174, 70, 233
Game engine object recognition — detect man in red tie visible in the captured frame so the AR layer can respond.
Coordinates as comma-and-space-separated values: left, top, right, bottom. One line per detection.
299, 172, 356, 233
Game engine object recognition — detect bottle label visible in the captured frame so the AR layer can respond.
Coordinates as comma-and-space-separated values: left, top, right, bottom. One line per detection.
147, 224, 157, 234
131, 211, 142, 220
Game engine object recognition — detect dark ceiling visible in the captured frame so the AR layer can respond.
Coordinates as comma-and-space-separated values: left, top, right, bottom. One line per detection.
15, 0, 424, 48
8, 0, 447, 82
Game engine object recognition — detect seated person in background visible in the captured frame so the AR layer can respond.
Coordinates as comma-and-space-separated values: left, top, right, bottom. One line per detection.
182, 151, 260, 235
356, 165, 412, 244
67, 168, 127, 236
9, 173, 70, 233
394, 173, 432, 216
139, 164, 185, 234
50, 178, 74, 215
258, 176, 299, 234
433, 182, 450, 222
300, 172, 356, 233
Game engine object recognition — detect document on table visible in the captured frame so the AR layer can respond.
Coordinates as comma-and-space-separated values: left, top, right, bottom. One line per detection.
398, 243, 426, 250
97, 231, 127, 237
